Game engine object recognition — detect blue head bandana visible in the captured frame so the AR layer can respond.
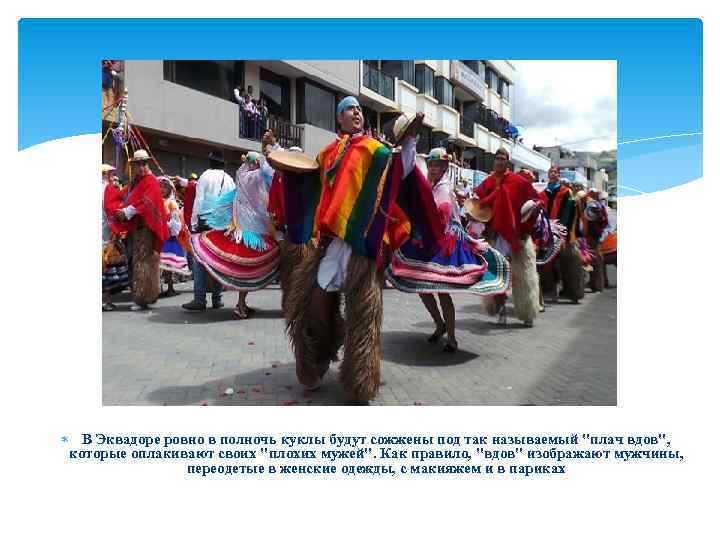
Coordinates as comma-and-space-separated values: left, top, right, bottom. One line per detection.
336, 96, 360, 116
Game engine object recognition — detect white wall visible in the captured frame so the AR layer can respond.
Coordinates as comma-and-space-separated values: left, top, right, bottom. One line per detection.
300, 124, 336, 158
124, 60, 251, 151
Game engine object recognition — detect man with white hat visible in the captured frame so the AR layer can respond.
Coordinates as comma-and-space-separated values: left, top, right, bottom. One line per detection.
112, 149, 169, 310
283, 100, 441, 402
183, 151, 235, 312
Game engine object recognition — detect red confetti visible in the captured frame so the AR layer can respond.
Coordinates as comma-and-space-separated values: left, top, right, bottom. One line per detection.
251, 387, 262, 393
271, 363, 279, 368
281, 399, 299, 406
201, 401, 208, 406
414, 401, 424, 406
248, 342, 255, 346
238, 389, 246, 394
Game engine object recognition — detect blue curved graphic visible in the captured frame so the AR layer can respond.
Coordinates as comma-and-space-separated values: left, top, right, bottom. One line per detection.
18, 18, 702, 193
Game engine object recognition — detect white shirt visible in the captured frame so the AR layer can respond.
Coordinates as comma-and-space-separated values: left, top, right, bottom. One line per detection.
191, 168, 235, 230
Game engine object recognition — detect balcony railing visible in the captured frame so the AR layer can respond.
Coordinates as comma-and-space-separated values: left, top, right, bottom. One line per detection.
459, 115, 475, 138
239, 112, 303, 149
363, 63, 395, 101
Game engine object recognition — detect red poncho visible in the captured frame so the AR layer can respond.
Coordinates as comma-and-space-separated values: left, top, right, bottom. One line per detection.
116, 173, 170, 252
474, 170, 539, 252
182, 180, 197, 228
104, 183, 126, 237
549, 185, 573, 220
267, 171, 285, 228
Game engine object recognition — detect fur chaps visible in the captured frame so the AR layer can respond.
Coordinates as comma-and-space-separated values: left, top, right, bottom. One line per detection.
510, 235, 540, 323
558, 242, 586, 302
279, 241, 314, 317
130, 223, 160, 306
341, 254, 383, 402
588, 248, 605, 293
285, 245, 344, 388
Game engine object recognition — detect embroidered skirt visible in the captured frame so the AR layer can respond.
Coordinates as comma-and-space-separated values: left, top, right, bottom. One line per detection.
191, 230, 280, 291
386, 232, 510, 295
159, 237, 192, 276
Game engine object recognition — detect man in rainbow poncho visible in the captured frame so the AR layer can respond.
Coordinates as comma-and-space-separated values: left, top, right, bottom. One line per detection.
283, 96, 442, 403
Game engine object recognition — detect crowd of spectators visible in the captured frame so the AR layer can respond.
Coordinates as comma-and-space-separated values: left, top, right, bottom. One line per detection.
234, 85, 269, 140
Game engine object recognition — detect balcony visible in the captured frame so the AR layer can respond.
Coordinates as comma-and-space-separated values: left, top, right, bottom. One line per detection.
459, 115, 475, 138
363, 63, 395, 101
239, 112, 303, 149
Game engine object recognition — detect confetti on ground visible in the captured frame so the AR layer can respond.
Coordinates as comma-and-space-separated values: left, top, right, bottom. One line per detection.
201, 401, 208, 406
271, 363, 279, 368
251, 387, 262, 393
414, 401, 424, 406
248, 342, 255, 346
280, 399, 299, 406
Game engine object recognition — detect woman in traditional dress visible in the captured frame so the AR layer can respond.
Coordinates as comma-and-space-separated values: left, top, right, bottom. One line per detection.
190, 152, 280, 319
386, 147, 511, 352
102, 164, 129, 311
158, 177, 191, 297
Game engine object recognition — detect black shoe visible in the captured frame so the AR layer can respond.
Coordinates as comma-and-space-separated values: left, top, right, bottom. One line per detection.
211, 301, 224, 309
182, 301, 206, 312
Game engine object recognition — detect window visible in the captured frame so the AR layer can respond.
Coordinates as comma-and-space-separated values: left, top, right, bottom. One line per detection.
260, 68, 290, 121
434, 76, 453, 107
163, 61, 244, 102
416, 125, 433, 155
297, 78, 336, 131
381, 61, 415, 87
415, 64, 435, 98
485, 67, 500, 95
500, 78, 511, 101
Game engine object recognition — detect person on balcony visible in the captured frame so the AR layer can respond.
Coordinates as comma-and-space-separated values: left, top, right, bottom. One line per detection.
282, 98, 442, 403
473, 147, 541, 327
386, 146, 511, 353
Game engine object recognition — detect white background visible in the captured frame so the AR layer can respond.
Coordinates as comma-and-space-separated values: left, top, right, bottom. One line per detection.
2, 3, 718, 539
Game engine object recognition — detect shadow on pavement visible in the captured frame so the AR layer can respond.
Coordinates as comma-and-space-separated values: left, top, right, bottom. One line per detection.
144, 306, 283, 325
142, 362, 357, 406
381, 330, 478, 366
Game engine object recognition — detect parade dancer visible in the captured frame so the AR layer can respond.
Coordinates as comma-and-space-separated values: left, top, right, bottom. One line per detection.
102, 164, 129, 311
190, 152, 280, 319
473, 147, 541, 327
581, 189, 610, 293
112, 150, 169, 310
386, 145, 510, 353
538, 166, 585, 304
158, 177, 191, 297
264, 137, 315, 317
183, 152, 235, 312
282, 99, 442, 402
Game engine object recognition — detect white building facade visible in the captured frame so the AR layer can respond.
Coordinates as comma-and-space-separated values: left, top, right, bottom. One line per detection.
105, 59, 549, 182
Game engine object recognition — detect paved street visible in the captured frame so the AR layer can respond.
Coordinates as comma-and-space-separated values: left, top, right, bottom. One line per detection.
103, 267, 616, 406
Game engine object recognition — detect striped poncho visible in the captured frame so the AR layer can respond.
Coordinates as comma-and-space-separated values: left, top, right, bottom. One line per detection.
283, 134, 442, 263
